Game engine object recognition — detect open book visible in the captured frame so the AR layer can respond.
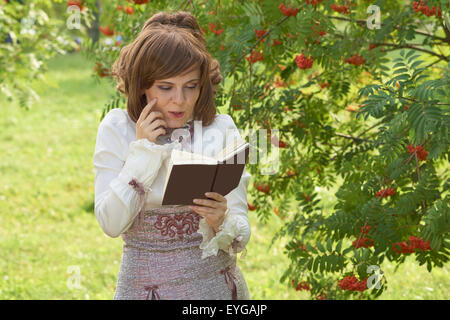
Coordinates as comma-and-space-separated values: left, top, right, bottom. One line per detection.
161, 137, 250, 205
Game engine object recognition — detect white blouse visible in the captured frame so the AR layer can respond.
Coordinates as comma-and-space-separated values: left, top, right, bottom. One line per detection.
93, 108, 251, 259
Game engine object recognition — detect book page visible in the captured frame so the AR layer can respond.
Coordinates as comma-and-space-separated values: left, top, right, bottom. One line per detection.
171, 149, 218, 165
216, 136, 246, 161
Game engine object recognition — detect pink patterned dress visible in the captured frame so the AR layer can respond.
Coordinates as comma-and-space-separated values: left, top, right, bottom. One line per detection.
113, 204, 250, 300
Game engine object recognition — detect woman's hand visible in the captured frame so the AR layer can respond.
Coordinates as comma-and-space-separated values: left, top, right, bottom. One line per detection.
189, 192, 228, 233
136, 97, 168, 143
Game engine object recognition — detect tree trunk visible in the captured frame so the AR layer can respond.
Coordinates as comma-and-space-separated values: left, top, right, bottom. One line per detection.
87, 0, 101, 44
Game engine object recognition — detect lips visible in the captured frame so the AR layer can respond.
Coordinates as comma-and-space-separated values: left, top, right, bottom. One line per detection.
169, 111, 185, 118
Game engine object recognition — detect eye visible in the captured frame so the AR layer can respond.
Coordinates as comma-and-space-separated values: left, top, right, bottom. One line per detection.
157, 85, 198, 91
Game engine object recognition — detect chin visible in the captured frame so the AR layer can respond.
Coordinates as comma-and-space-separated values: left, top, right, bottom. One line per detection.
167, 119, 184, 128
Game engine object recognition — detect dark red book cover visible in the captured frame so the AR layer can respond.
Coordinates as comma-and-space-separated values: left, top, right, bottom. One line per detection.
162, 143, 249, 205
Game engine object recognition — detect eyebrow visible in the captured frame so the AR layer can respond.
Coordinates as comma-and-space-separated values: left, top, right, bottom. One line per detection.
156, 78, 200, 85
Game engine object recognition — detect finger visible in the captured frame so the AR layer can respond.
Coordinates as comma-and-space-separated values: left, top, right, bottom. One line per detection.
148, 118, 167, 131
194, 206, 221, 216
141, 116, 167, 135
138, 98, 157, 123
193, 198, 221, 209
189, 206, 209, 216
142, 110, 164, 127
205, 192, 226, 202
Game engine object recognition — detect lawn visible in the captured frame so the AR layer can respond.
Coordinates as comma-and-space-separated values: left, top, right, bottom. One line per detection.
0, 52, 447, 300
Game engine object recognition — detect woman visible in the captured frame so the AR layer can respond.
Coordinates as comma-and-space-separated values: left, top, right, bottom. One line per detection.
93, 11, 251, 300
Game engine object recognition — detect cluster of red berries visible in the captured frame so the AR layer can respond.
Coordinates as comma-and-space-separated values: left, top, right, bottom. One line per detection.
360, 225, 373, 234
306, 0, 324, 6
407, 144, 428, 161
413, 1, 442, 18
255, 29, 268, 44
319, 81, 329, 88
291, 279, 311, 291
331, 3, 351, 14
286, 169, 296, 177
67, 0, 86, 10
274, 206, 286, 220
293, 241, 307, 251
279, 3, 300, 17
255, 29, 267, 38
295, 53, 314, 69
352, 237, 374, 249
254, 182, 270, 194
345, 53, 365, 66
129, 0, 149, 4
208, 22, 224, 35
246, 50, 264, 64
311, 21, 327, 38
316, 292, 327, 300
286, 32, 299, 39
375, 187, 395, 198
94, 62, 110, 78
117, 5, 134, 14
100, 26, 114, 36
271, 135, 288, 148
338, 275, 367, 292
392, 235, 431, 254
273, 39, 283, 46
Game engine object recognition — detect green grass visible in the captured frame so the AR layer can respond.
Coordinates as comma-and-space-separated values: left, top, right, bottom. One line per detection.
0, 52, 448, 300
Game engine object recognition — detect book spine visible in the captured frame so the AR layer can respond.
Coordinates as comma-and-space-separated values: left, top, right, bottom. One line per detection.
209, 163, 220, 192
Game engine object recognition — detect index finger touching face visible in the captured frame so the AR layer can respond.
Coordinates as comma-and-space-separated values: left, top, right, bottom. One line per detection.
138, 97, 157, 122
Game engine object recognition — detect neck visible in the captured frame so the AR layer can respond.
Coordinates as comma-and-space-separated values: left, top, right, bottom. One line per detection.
166, 116, 193, 132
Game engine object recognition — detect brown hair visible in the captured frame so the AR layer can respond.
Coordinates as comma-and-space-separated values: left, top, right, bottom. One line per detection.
111, 11, 222, 127
142, 11, 223, 89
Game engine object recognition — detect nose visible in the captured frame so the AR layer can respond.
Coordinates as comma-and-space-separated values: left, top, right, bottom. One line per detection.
171, 88, 186, 105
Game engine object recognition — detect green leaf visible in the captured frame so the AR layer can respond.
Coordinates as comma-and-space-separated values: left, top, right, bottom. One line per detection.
394, 67, 409, 75
427, 260, 432, 272
316, 241, 326, 253
405, 49, 416, 60
410, 60, 424, 69
392, 61, 406, 68
307, 257, 314, 270
335, 240, 343, 253
320, 257, 326, 273
343, 246, 353, 255
313, 256, 320, 273
326, 238, 333, 252
305, 242, 317, 254
407, 54, 420, 64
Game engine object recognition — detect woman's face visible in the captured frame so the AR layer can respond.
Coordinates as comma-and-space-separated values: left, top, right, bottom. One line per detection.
144, 65, 201, 128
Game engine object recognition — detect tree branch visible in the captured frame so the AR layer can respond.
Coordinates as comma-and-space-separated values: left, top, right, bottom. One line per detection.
382, 85, 450, 106
335, 133, 376, 143
329, 120, 384, 161
370, 42, 449, 62
326, 15, 449, 43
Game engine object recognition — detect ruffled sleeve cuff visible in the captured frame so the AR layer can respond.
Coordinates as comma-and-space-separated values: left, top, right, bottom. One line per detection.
197, 210, 250, 260
118, 138, 182, 189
